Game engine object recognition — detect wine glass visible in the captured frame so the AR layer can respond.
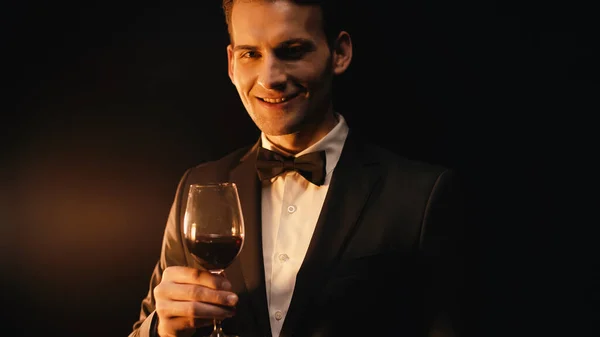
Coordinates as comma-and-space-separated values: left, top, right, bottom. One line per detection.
182, 182, 245, 337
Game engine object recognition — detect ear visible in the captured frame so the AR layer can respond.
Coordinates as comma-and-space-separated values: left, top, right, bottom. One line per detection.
332, 31, 352, 75
227, 44, 235, 83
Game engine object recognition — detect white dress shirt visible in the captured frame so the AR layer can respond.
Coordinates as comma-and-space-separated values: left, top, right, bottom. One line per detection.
260, 113, 349, 337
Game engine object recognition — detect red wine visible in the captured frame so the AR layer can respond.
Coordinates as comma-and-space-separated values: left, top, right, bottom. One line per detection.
186, 234, 243, 270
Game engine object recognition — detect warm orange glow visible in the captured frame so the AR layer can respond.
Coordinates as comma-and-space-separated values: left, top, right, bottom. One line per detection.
183, 212, 189, 234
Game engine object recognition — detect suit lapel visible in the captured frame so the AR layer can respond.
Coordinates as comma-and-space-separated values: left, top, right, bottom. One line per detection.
280, 133, 382, 336
229, 141, 272, 337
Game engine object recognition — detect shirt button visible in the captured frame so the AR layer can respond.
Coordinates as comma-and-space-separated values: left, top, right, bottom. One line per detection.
275, 310, 283, 320
278, 253, 289, 262
287, 205, 296, 213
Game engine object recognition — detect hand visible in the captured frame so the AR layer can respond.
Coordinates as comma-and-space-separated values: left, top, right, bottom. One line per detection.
153, 266, 239, 337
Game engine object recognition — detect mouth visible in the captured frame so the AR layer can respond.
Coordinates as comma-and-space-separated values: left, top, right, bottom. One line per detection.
258, 92, 301, 104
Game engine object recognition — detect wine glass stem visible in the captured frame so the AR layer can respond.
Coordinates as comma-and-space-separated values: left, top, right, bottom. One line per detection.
210, 270, 226, 337
212, 318, 224, 336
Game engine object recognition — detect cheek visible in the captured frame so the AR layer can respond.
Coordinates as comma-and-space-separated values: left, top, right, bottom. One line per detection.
232, 66, 255, 90
293, 59, 331, 87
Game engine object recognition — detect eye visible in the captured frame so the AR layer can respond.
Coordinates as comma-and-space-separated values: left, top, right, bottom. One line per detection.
276, 43, 313, 60
283, 45, 305, 59
240, 51, 259, 59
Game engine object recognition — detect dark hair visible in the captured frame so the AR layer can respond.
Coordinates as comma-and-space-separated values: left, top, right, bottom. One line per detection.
221, 0, 347, 48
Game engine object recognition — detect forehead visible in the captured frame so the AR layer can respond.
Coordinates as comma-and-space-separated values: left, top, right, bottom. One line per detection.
230, 0, 326, 46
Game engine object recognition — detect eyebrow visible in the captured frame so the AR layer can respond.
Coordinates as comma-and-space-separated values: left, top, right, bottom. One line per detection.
233, 38, 314, 52
233, 45, 256, 52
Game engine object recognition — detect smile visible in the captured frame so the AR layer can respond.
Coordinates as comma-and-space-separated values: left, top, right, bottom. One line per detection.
258, 93, 300, 104
262, 97, 288, 103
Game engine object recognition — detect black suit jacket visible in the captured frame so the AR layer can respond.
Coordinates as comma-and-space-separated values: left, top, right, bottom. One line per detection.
130, 130, 466, 337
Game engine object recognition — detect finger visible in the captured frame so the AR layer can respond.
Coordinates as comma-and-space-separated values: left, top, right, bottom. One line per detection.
158, 317, 212, 336
162, 266, 230, 290
162, 283, 238, 306
157, 299, 236, 320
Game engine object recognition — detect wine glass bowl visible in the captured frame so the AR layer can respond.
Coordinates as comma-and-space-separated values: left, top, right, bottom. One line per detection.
185, 233, 243, 272
183, 182, 245, 272
182, 182, 245, 337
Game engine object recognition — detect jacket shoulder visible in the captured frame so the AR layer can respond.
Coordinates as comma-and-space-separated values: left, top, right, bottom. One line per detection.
362, 142, 450, 178
184, 143, 255, 183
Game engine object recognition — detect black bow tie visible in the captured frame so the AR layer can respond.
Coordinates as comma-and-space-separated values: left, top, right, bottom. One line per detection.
256, 147, 326, 186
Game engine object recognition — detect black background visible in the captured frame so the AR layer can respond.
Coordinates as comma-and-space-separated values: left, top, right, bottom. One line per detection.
2, 1, 596, 336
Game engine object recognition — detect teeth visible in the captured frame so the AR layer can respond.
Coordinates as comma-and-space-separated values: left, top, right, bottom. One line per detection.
262, 97, 287, 103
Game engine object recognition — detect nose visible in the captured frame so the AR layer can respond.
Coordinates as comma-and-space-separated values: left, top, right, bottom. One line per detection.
256, 54, 286, 90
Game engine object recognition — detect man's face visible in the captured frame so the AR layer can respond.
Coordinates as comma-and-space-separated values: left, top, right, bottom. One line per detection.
227, 0, 335, 136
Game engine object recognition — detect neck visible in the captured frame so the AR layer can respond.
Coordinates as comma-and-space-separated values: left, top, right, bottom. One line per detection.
266, 110, 338, 155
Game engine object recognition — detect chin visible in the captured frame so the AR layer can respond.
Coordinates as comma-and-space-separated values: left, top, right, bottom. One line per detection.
263, 127, 298, 137
256, 116, 305, 136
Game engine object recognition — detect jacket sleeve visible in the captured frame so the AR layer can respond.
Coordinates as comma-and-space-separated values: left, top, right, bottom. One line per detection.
128, 169, 192, 337
419, 169, 468, 337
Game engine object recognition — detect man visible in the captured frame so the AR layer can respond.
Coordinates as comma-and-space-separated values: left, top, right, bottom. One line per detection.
130, 1, 466, 336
